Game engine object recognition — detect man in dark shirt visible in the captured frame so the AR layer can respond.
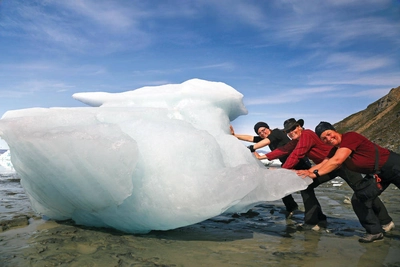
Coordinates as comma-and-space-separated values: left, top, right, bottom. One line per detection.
231, 122, 311, 217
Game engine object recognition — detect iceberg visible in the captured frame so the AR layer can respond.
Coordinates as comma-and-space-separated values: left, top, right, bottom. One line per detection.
0, 79, 312, 233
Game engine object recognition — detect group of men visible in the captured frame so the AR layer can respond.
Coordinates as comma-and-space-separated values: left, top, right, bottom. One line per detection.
231, 118, 400, 243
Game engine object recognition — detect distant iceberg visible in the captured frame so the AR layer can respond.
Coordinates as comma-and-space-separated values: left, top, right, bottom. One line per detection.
0, 150, 14, 173
0, 79, 312, 233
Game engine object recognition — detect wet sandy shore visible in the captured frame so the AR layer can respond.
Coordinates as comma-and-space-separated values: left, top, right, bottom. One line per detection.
1, 174, 400, 267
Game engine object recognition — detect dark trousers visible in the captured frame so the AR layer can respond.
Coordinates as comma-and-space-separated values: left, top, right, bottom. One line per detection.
282, 194, 298, 212
353, 151, 400, 234
300, 173, 335, 224
281, 158, 312, 212
342, 165, 393, 234
299, 162, 394, 228
351, 195, 392, 234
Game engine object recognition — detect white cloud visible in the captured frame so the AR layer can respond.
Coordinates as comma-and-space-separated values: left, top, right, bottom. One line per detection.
56, 0, 137, 30
1, 1, 151, 53
245, 86, 336, 105
195, 62, 235, 71
248, 1, 400, 49
0, 90, 31, 98
325, 53, 395, 72
1, 80, 76, 98
325, 88, 391, 99
0, 62, 54, 71
131, 62, 235, 77
309, 72, 400, 87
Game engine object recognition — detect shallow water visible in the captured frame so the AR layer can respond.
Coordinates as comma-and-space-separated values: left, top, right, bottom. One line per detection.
1, 173, 400, 267
0, 173, 35, 223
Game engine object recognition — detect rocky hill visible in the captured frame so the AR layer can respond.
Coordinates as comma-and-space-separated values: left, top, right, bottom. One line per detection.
333, 86, 400, 153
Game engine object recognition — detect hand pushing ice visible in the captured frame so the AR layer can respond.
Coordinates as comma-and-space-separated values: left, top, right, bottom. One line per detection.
0, 79, 312, 233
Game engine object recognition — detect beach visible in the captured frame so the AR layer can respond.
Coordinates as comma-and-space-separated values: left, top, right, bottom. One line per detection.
1, 173, 400, 267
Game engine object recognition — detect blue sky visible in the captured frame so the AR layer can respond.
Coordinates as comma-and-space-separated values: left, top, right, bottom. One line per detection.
1, 0, 400, 149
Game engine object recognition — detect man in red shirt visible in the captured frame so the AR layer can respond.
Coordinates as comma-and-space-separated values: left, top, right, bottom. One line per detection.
297, 121, 399, 243
231, 122, 310, 217
256, 118, 392, 235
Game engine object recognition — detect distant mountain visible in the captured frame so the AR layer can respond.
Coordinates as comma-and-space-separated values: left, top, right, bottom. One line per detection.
334, 86, 400, 153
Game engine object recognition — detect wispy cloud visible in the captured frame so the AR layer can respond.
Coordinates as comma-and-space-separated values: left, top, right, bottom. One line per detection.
3, 2, 90, 50
0, 62, 108, 80
1, 80, 76, 98
322, 18, 400, 47
0, 90, 31, 98
0, 62, 54, 72
309, 72, 400, 87
195, 62, 235, 71
324, 88, 391, 99
4, 0, 397, 56
209, 1, 269, 29
245, 86, 336, 105
56, 0, 137, 30
247, 0, 400, 49
131, 62, 235, 77
1, 1, 151, 53
324, 53, 395, 72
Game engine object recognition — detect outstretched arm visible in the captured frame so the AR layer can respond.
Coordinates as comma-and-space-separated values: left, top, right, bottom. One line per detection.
309, 158, 329, 171
296, 158, 328, 177
253, 138, 271, 150
230, 125, 254, 142
265, 140, 296, 161
254, 151, 267, 159
296, 147, 351, 178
